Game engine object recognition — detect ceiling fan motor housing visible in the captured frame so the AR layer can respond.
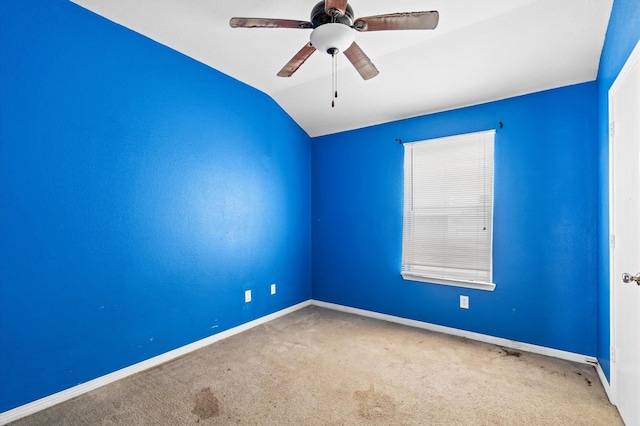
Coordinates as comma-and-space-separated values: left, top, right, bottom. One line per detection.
310, 1, 354, 27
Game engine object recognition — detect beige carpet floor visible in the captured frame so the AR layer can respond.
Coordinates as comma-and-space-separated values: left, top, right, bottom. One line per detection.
9, 306, 622, 425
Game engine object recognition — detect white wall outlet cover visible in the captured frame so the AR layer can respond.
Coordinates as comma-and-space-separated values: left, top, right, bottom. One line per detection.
270, 284, 276, 295
245, 290, 252, 303
460, 295, 469, 309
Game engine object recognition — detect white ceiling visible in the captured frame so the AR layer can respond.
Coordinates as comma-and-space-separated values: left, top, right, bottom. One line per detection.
70, 0, 613, 137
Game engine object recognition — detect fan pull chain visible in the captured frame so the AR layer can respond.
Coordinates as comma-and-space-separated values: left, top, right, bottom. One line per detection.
331, 3, 337, 108
329, 48, 339, 108
333, 51, 338, 108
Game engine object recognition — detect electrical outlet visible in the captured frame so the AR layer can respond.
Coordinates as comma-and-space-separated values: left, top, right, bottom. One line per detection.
460, 295, 469, 309
271, 283, 276, 295
245, 290, 252, 303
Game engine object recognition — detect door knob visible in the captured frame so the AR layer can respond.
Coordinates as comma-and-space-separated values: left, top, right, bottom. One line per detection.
622, 272, 640, 285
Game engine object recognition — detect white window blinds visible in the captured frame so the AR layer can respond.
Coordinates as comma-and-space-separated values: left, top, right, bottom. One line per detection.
401, 130, 495, 291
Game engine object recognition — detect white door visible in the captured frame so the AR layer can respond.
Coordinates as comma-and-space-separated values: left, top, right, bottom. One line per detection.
610, 40, 640, 426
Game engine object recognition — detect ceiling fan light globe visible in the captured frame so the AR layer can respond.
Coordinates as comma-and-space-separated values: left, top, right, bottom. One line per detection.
310, 23, 354, 55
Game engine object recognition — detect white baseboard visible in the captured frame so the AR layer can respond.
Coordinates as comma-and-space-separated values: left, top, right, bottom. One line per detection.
310, 300, 599, 365
1, 298, 604, 425
595, 362, 613, 403
0, 300, 311, 425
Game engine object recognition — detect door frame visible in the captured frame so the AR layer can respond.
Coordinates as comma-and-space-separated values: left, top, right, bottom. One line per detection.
608, 38, 640, 407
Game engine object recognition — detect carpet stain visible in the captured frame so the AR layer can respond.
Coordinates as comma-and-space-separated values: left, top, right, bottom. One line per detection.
354, 385, 396, 419
501, 348, 522, 358
192, 387, 220, 420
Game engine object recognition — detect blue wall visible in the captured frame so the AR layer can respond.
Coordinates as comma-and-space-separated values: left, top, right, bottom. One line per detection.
0, 0, 311, 411
595, 0, 640, 381
312, 83, 599, 356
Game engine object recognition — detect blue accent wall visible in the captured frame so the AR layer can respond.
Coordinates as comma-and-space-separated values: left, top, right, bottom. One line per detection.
312, 83, 599, 356
595, 0, 640, 381
0, 0, 311, 411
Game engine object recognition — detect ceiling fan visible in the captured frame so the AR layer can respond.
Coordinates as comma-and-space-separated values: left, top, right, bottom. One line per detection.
229, 1, 439, 81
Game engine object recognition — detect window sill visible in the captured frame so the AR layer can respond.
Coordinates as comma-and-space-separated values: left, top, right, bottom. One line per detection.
401, 272, 496, 291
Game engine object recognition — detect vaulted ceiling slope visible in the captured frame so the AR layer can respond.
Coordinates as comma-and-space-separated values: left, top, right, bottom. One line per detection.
70, 0, 613, 137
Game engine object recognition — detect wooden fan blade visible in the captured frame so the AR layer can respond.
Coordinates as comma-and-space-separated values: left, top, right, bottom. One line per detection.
325, 0, 349, 17
229, 17, 313, 29
277, 43, 317, 77
344, 42, 379, 80
353, 11, 439, 32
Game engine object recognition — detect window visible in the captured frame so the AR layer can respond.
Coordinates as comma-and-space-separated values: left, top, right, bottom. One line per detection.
401, 130, 495, 291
